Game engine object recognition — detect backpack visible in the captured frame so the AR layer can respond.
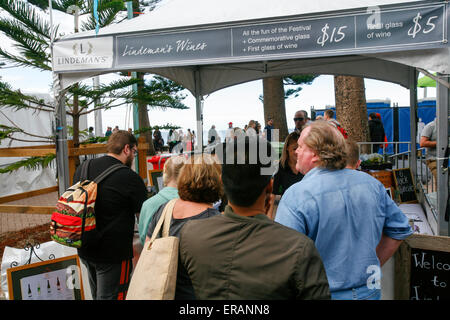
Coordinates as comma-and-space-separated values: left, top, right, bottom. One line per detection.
50, 160, 126, 248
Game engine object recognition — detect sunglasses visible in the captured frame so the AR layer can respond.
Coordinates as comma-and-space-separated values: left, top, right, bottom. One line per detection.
293, 117, 305, 122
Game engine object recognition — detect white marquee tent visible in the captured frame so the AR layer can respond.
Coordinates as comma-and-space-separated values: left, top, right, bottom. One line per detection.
52, 0, 449, 235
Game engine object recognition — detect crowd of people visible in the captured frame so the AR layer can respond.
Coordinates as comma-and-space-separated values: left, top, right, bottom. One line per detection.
71, 107, 414, 300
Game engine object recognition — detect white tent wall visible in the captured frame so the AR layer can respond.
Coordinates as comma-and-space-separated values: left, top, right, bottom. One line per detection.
53, 0, 449, 236
0, 93, 88, 197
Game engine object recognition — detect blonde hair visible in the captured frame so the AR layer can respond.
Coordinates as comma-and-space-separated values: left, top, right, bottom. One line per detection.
177, 154, 223, 203
303, 121, 347, 170
162, 155, 185, 186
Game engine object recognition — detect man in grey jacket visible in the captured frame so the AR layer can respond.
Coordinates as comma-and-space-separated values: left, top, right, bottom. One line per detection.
178, 136, 330, 299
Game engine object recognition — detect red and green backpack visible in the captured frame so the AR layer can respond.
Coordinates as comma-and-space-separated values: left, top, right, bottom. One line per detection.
50, 160, 126, 248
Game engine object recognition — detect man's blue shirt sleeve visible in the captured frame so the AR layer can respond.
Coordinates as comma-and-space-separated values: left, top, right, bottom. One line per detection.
275, 187, 307, 235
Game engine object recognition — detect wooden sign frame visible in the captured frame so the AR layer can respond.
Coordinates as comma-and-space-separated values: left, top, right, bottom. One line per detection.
385, 187, 393, 199
7, 255, 84, 300
392, 168, 418, 204
394, 234, 450, 300
148, 169, 164, 193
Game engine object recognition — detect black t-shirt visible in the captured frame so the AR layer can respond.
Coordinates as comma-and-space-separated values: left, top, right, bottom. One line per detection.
273, 163, 304, 196
73, 155, 148, 263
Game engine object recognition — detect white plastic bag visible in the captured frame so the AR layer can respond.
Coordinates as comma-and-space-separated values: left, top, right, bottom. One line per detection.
1, 241, 77, 300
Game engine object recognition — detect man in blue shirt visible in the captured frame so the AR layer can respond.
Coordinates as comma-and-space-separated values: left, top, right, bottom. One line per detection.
275, 120, 413, 300
263, 117, 274, 142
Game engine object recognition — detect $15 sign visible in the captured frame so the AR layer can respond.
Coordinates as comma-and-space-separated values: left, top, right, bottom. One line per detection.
317, 24, 347, 47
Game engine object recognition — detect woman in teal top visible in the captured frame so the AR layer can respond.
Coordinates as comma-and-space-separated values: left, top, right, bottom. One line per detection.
138, 155, 185, 244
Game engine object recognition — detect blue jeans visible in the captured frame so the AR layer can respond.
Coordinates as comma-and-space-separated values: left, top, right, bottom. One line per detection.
331, 286, 381, 300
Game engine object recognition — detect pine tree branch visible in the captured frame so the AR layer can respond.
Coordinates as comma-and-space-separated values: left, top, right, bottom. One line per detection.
0, 113, 53, 141
0, 153, 56, 174
0, 0, 53, 40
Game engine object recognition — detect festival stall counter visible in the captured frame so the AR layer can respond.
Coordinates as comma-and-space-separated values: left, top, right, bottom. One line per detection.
47, 0, 449, 300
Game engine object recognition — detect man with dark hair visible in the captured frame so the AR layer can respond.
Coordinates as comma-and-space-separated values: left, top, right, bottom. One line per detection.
293, 110, 307, 133
178, 136, 330, 299
73, 130, 148, 300
275, 121, 412, 300
368, 112, 386, 153
263, 117, 274, 142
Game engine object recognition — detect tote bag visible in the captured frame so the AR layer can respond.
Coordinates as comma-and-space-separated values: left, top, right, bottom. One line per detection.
126, 199, 178, 300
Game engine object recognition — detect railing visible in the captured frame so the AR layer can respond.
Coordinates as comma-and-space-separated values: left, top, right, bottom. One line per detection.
357, 141, 437, 218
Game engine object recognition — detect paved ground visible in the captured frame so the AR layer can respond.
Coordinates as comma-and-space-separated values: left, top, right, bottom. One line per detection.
0, 192, 56, 234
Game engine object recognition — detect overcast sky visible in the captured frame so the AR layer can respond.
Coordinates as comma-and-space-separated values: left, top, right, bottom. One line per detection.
0, 4, 436, 134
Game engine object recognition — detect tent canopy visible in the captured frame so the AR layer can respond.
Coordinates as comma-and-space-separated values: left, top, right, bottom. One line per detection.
53, 0, 449, 95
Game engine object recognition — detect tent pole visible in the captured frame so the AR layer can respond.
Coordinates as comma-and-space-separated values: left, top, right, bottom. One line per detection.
93, 76, 103, 136
409, 68, 418, 181
126, 2, 139, 135
436, 73, 449, 236
55, 88, 70, 195
194, 68, 203, 153
50, 0, 69, 195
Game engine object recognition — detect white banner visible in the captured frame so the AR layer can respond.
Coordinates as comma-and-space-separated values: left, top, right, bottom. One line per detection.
53, 37, 113, 72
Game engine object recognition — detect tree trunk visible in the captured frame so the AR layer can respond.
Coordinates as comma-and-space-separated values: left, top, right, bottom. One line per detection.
262, 77, 288, 142
334, 75, 370, 153
137, 72, 156, 155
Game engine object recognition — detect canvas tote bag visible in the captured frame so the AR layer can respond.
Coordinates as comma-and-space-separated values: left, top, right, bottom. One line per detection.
126, 199, 179, 300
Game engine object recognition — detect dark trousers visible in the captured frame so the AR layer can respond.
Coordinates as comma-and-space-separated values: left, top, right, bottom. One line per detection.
81, 257, 132, 300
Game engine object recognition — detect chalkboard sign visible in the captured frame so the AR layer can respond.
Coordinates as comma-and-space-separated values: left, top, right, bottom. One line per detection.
393, 168, 417, 203
149, 170, 164, 193
395, 234, 450, 300
410, 248, 450, 300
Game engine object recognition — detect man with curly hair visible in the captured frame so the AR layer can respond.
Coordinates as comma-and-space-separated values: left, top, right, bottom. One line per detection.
275, 121, 413, 300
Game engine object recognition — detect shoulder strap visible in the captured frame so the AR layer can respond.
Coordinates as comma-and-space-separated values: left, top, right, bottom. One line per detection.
149, 199, 177, 243
80, 159, 91, 181
93, 163, 127, 184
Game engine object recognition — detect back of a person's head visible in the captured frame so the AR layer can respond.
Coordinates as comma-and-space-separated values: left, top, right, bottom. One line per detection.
163, 155, 185, 186
177, 154, 223, 203
345, 139, 360, 168
324, 109, 334, 118
219, 136, 276, 207
106, 130, 137, 155
303, 121, 347, 170
369, 112, 377, 120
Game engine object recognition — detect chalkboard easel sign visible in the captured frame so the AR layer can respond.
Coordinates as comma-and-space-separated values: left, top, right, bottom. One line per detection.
394, 234, 450, 300
149, 170, 164, 193
393, 168, 417, 203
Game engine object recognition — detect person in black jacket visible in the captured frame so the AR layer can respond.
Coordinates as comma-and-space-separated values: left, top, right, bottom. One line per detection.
368, 112, 386, 153
73, 130, 148, 300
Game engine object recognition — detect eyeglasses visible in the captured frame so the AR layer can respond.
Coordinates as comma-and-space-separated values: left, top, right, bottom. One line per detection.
293, 117, 305, 122
129, 145, 138, 156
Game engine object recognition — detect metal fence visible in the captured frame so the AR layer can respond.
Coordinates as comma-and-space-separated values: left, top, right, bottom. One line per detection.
357, 141, 436, 210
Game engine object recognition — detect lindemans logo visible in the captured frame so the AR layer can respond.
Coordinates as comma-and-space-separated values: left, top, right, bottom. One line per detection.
54, 37, 113, 71
72, 41, 93, 56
